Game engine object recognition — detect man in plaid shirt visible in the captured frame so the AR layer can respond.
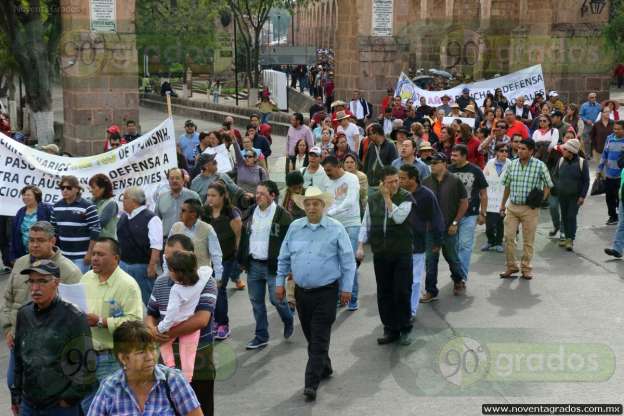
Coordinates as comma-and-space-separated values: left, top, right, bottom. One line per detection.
499, 138, 553, 279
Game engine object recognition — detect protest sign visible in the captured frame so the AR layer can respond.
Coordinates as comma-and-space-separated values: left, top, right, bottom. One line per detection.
0, 118, 176, 216
203, 143, 233, 173
395, 65, 545, 108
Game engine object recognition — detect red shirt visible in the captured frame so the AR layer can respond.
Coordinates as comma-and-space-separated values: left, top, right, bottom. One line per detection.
456, 136, 485, 168
614, 64, 624, 77
380, 96, 392, 113
507, 120, 529, 140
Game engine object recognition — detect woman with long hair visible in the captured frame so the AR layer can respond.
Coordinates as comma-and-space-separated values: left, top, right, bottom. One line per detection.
332, 133, 352, 161
88, 174, 118, 240
480, 108, 495, 130
289, 138, 309, 171
532, 114, 559, 150
202, 181, 243, 340
9, 186, 53, 263
343, 153, 368, 215
563, 103, 584, 136
493, 88, 509, 111
421, 117, 438, 145
493, 106, 505, 124
434, 125, 455, 160
480, 96, 495, 114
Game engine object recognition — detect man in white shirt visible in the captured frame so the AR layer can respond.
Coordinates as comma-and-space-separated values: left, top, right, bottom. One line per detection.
302, 146, 331, 190
335, 111, 360, 152
239, 181, 294, 350
349, 90, 372, 126
513, 95, 532, 124
321, 156, 361, 310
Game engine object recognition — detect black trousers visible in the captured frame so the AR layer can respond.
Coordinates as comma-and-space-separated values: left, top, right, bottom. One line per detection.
169, 342, 215, 416
485, 212, 504, 246
295, 282, 338, 390
373, 255, 413, 335
559, 195, 580, 241
605, 177, 620, 220
0, 215, 11, 266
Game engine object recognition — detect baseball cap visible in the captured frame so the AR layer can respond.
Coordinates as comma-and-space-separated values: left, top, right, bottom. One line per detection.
429, 152, 448, 162
551, 110, 563, 118
106, 125, 121, 135
548, 91, 559, 98
462, 87, 470, 94
309, 146, 322, 156
21, 259, 60, 278
184, 119, 196, 128
197, 153, 216, 166
418, 142, 434, 152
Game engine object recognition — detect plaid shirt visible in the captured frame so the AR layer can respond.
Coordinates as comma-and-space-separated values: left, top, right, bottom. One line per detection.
502, 157, 553, 205
87, 365, 200, 415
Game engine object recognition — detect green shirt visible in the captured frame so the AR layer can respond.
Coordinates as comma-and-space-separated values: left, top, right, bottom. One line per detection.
81, 266, 144, 351
502, 157, 553, 205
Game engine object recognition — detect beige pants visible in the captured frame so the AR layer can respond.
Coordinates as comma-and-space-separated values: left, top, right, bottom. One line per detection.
504, 203, 539, 274
286, 275, 296, 307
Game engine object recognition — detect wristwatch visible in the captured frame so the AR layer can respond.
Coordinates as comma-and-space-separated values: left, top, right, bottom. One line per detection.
97, 317, 104, 328
452, 220, 458, 226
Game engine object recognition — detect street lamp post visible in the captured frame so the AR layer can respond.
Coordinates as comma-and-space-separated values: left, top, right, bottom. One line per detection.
277, 15, 281, 46
233, 17, 239, 106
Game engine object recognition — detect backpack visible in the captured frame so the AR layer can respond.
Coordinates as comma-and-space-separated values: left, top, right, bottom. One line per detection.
557, 156, 584, 172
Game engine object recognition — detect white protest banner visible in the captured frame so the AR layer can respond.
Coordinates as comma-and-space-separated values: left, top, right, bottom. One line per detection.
0, 118, 176, 216
395, 65, 545, 108
203, 143, 233, 173
443, 116, 476, 128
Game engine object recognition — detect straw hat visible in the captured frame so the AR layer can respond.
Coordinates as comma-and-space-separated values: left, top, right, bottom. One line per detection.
292, 186, 334, 211
464, 104, 476, 114
334, 110, 350, 121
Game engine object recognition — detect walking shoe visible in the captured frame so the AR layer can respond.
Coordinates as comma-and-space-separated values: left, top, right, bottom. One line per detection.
321, 365, 333, 380
548, 227, 560, 237
453, 281, 466, 296
215, 325, 230, 340
283, 319, 294, 339
494, 245, 504, 253
377, 333, 400, 345
303, 387, 317, 401
606, 217, 619, 225
419, 292, 438, 303
500, 269, 519, 278
288, 302, 296, 314
399, 332, 412, 346
480, 243, 491, 252
604, 248, 623, 258
558, 238, 567, 247
235, 279, 246, 290
246, 338, 268, 350
347, 299, 359, 311
565, 239, 573, 252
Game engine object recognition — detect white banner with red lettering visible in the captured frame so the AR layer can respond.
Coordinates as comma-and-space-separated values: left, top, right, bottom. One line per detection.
395, 65, 546, 108
0, 118, 176, 216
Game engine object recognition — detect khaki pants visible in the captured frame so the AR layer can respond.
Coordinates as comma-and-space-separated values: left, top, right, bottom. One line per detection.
503, 203, 539, 274
286, 275, 296, 307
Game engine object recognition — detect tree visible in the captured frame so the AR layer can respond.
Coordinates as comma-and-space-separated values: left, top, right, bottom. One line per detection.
0, 1, 61, 144
604, 0, 624, 62
136, 0, 219, 77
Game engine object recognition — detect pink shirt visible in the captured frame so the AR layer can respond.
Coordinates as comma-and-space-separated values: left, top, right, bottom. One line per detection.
287, 125, 315, 156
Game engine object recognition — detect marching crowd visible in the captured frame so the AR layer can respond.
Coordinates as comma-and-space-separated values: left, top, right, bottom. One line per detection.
1, 83, 624, 414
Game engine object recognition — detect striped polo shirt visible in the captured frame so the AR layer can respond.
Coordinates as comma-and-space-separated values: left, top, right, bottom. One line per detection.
50, 197, 101, 260
147, 273, 217, 346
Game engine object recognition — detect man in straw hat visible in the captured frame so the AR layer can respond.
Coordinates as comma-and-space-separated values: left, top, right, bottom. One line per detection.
276, 186, 356, 401
553, 138, 589, 252
335, 110, 360, 152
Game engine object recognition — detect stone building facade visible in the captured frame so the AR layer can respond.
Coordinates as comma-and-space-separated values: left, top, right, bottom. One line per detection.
294, 0, 613, 108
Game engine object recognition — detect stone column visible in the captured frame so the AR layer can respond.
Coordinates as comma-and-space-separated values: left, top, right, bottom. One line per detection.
60, 0, 139, 155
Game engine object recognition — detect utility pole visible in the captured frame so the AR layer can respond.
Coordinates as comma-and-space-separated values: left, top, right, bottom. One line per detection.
234, 17, 239, 106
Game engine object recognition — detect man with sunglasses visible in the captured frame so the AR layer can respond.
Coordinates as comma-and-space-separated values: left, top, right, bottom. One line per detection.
190, 153, 241, 203
13, 259, 96, 415
479, 121, 511, 160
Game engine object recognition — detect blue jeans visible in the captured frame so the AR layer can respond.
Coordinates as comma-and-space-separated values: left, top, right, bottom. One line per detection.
411, 253, 425, 316
215, 258, 239, 326
80, 352, 120, 414
119, 261, 152, 305
457, 215, 478, 280
344, 226, 360, 305
612, 202, 624, 253
549, 194, 561, 231
7, 348, 14, 401
21, 401, 80, 416
261, 112, 271, 124
425, 233, 465, 297
72, 258, 90, 274
247, 260, 293, 342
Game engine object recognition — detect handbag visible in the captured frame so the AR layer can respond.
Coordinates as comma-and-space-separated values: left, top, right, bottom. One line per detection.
526, 188, 544, 209
590, 176, 607, 196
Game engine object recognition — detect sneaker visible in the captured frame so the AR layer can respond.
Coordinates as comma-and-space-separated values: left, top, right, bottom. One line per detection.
494, 245, 504, 253
347, 299, 359, 311
565, 239, 573, 252
246, 338, 268, 350
283, 320, 294, 339
607, 217, 619, 225
480, 243, 491, 252
215, 325, 230, 340
235, 279, 246, 290
558, 238, 567, 247
419, 292, 438, 303
605, 248, 623, 258
303, 387, 317, 401
399, 332, 412, 346
453, 281, 466, 296
548, 227, 560, 237
0, 266, 10, 274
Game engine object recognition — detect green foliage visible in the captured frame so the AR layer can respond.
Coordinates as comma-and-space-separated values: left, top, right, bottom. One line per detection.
136, 0, 219, 72
604, 1, 624, 61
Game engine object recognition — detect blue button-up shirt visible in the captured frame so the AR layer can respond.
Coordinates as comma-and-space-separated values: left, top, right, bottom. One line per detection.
87, 365, 200, 415
579, 101, 601, 124
177, 132, 200, 164
277, 215, 356, 292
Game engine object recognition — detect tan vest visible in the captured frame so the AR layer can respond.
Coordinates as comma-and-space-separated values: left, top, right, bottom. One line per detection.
169, 220, 215, 268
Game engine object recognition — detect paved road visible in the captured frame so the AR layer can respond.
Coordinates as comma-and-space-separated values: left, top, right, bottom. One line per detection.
1, 104, 623, 414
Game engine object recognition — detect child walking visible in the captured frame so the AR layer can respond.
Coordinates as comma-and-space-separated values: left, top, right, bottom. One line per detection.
158, 251, 212, 382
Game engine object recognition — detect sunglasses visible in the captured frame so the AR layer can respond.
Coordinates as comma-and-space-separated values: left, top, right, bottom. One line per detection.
59, 185, 74, 191
244, 154, 256, 159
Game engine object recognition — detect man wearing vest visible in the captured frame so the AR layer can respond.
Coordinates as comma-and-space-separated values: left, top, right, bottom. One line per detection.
238, 180, 294, 350
117, 186, 163, 305
357, 166, 414, 346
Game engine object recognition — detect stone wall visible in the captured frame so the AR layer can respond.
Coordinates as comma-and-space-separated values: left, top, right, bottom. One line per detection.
294, 0, 613, 110
60, 0, 139, 155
